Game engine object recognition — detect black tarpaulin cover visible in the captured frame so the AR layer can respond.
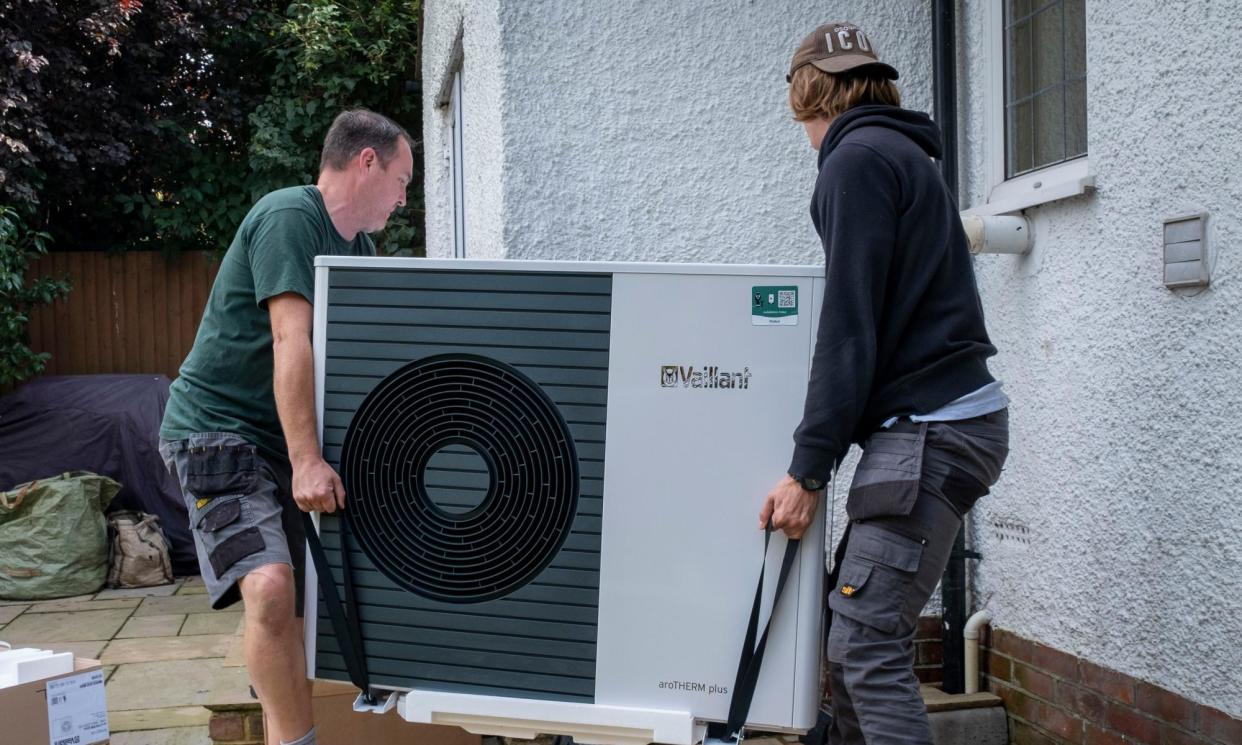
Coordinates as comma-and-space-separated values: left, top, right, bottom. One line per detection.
0, 374, 197, 575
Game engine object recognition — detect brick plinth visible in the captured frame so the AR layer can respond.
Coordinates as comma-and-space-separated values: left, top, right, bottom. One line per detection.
983, 627, 1240, 744
206, 702, 265, 745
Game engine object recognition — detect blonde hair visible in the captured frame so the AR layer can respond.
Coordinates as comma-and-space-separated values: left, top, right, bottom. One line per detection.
787, 65, 901, 122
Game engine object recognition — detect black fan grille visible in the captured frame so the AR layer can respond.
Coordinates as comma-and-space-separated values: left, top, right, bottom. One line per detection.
339, 353, 580, 603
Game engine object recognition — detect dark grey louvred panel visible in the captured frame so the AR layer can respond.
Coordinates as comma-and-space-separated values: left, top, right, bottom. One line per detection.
316, 267, 610, 702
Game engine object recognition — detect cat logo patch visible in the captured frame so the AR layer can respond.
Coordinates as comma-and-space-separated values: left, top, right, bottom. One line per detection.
841, 584, 858, 597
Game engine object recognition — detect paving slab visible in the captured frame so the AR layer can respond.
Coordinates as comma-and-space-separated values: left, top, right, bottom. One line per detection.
921, 685, 1002, 712
177, 576, 206, 594
134, 594, 218, 617
110, 725, 210, 744
0, 608, 132, 643
95, 582, 182, 600
110, 705, 211, 732
116, 614, 186, 639
103, 634, 235, 664
25, 597, 142, 613
0, 604, 29, 624
107, 659, 252, 710
181, 612, 243, 636
0, 592, 95, 606
222, 632, 247, 667
44, 640, 107, 659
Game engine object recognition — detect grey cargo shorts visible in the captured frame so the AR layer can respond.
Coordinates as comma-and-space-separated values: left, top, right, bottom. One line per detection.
159, 433, 305, 611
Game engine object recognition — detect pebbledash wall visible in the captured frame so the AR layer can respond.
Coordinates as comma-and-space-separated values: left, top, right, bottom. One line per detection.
421, 0, 1242, 740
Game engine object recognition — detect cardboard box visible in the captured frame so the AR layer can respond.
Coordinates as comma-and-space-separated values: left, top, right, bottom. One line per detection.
265, 681, 481, 745
0, 657, 109, 745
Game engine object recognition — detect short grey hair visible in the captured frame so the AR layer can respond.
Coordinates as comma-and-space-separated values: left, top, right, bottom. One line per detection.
319, 109, 415, 173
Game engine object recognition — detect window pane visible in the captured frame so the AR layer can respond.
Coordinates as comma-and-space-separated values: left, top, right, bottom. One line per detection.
1003, 0, 1086, 178
1033, 87, 1065, 167
1065, 78, 1087, 159
1008, 101, 1035, 176
1065, 0, 1086, 76
1032, 3, 1064, 92
1009, 19, 1034, 101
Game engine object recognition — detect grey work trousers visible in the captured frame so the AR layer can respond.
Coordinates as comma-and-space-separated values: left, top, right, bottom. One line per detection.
827, 410, 1009, 745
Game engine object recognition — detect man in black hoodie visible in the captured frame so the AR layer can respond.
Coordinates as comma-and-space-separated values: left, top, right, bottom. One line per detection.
757, 22, 1010, 745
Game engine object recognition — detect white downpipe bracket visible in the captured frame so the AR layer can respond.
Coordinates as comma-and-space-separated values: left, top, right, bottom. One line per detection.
961, 214, 1032, 255
963, 610, 993, 695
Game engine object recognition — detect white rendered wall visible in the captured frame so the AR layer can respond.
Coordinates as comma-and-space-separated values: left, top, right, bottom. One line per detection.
421, 0, 506, 259
494, 1, 933, 263
958, 0, 1242, 718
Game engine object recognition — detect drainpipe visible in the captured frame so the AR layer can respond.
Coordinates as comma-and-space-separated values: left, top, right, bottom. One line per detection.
933, 0, 958, 204
932, 0, 975, 697
963, 610, 992, 694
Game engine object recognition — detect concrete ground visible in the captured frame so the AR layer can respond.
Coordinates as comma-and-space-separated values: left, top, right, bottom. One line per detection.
0, 577, 251, 744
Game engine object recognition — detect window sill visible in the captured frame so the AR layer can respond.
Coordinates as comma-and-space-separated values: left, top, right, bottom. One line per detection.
965, 158, 1094, 216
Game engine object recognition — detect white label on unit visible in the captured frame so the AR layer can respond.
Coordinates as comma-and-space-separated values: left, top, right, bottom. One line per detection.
46, 669, 109, 745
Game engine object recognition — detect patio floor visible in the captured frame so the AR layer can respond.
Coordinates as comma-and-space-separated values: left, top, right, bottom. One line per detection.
0, 577, 251, 744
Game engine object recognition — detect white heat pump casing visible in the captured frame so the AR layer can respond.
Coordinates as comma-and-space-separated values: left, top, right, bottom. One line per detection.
307, 258, 827, 744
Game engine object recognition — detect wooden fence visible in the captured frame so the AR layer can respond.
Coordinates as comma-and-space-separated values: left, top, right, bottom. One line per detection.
27, 251, 220, 380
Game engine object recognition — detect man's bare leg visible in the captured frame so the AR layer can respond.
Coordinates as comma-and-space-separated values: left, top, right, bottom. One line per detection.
239, 563, 312, 744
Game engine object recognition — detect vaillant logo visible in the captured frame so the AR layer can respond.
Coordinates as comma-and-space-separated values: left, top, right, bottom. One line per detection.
659, 365, 752, 390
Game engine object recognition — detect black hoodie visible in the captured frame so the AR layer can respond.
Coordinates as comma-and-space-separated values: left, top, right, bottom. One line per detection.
788, 105, 998, 482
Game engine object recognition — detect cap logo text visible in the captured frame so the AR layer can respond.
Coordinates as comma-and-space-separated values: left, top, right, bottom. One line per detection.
824, 27, 871, 54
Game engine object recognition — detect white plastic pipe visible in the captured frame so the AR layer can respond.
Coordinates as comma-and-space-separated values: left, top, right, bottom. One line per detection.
963, 609, 992, 694
961, 214, 1032, 255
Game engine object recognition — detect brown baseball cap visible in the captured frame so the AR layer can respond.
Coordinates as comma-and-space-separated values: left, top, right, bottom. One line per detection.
787, 22, 899, 82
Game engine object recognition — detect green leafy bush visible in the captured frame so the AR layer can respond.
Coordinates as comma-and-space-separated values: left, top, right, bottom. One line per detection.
246, 0, 424, 255
0, 205, 70, 386
2, 0, 423, 256
126, 0, 425, 255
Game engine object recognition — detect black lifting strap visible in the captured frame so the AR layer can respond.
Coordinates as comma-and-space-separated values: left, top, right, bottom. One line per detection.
709, 522, 801, 743
302, 510, 376, 704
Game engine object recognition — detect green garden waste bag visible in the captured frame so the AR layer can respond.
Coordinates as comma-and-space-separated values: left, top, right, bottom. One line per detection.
0, 471, 119, 599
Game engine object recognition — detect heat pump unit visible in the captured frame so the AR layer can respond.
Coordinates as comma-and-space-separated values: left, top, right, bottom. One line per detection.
307, 257, 826, 745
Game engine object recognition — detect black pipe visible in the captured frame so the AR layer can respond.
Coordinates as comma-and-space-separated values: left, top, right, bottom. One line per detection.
933, 0, 959, 202
932, 0, 970, 696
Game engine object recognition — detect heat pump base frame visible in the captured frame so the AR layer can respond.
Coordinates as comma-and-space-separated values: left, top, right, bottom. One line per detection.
396, 689, 704, 745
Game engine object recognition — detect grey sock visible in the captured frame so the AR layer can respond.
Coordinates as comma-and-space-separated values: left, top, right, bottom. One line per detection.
281, 725, 316, 745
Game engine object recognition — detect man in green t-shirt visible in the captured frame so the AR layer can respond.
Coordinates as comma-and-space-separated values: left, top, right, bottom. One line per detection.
159, 109, 413, 745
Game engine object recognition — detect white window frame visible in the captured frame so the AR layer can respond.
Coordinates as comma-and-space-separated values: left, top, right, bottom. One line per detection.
450, 67, 466, 258
968, 0, 1094, 217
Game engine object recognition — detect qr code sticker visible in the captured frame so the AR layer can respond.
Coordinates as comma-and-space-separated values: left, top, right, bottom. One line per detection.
777, 290, 796, 309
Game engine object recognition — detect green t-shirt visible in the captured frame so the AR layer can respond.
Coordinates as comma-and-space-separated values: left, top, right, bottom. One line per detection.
160, 186, 374, 461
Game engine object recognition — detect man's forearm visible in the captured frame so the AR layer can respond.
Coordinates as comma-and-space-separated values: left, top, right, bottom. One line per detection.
273, 333, 321, 466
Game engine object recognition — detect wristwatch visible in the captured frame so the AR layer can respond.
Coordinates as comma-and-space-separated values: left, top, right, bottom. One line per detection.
789, 472, 825, 492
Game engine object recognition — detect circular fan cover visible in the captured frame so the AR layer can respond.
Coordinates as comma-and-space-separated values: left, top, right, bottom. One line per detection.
340, 353, 580, 603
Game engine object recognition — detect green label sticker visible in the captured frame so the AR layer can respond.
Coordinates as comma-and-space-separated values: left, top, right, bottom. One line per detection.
752, 285, 798, 326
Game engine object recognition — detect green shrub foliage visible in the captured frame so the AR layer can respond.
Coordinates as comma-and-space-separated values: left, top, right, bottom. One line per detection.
0, 205, 70, 386
1, 0, 422, 255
